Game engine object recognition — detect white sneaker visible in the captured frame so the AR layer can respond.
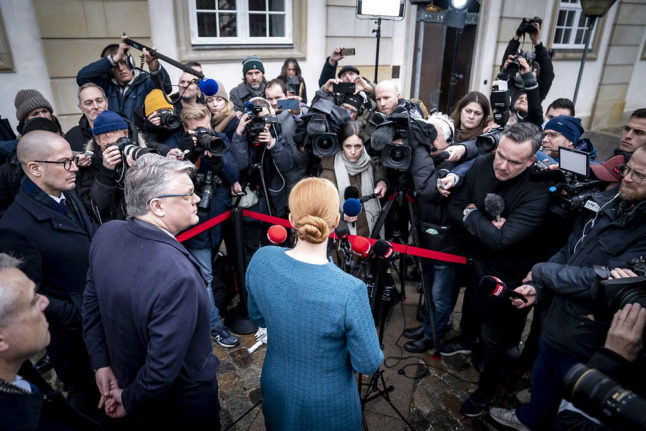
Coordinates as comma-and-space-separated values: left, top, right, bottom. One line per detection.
489, 408, 531, 431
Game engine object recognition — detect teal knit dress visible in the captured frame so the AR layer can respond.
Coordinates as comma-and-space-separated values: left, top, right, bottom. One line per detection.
246, 246, 383, 430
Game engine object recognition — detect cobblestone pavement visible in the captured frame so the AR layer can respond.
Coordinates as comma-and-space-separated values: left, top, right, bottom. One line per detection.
215, 283, 530, 431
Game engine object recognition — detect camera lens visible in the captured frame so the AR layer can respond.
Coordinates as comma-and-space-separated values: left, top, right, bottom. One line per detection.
390, 147, 405, 163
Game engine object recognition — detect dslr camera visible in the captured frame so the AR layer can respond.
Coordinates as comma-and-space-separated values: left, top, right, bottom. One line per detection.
193, 127, 226, 156
498, 50, 536, 81
517, 16, 542, 36
154, 109, 181, 129
115, 137, 155, 162
243, 101, 279, 147
596, 256, 646, 314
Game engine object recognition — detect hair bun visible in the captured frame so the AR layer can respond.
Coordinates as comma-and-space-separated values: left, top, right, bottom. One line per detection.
295, 215, 329, 244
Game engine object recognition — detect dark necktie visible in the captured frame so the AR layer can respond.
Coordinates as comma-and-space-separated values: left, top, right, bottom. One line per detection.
59, 198, 80, 225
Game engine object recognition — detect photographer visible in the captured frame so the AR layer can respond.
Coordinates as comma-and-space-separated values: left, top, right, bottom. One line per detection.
537, 115, 596, 167
264, 79, 308, 192
318, 47, 374, 98
230, 97, 293, 262
76, 110, 148, 223
230, 56, 267, 112
551, 301, 646, 431
135, 89, 183, 152
319, 120, 387, 238
502, 17, 554, 102
488, 144, 646, 430
178, 103, 240, 347
404, 113, 472, 352
76, 35, 172, 123
501, 55, 544, 127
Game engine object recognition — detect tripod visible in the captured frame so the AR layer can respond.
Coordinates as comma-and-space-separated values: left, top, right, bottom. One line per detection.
358, 252, 413, 430
228, 143, 274, 334
370, 172, 439, 349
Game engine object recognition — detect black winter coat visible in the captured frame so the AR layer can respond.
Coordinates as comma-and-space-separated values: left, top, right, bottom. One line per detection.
448, 153, 552, 286
533, 187, 646, 359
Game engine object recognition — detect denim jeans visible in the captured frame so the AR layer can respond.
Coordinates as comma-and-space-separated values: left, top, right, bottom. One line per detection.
422, 262, 455, 341
188, 247, 223, 331
515, 339, 581, 430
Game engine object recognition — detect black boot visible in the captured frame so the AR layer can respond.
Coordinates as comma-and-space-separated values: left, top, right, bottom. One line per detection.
404, 337, 434, 353
402, 326, 425, 340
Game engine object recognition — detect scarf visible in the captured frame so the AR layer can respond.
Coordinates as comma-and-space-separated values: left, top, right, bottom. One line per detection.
333, 151, 382, 236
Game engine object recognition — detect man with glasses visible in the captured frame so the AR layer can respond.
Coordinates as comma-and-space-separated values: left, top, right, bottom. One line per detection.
82, 154, 221, 428
0, 131, 99, 417
488, 143, 646, 430
536, 115, 596, 167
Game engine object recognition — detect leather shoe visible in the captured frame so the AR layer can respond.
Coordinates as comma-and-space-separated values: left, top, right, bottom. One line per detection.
404, 337, 434, 353
403, 325, 425, 340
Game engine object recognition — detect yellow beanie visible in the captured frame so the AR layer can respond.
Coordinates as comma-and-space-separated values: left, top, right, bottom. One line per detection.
144, 89, 173, 116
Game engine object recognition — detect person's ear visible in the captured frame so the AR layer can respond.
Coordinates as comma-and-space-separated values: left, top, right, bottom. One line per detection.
149, 198, 165, 217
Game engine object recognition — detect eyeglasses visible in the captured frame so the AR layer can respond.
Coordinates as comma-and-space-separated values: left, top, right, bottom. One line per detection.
543, 131, 562, 139
619, 164, 646, 184
153, 192, 195, 201
33, 157, 79, 171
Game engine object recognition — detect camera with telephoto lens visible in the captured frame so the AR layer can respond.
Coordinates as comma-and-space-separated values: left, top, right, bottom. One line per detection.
155, 109, 181, 129
564, 363, 646, 430
115, 137, 155, 161
596, 256, 646, 315
193, 170, 221, 210
517, 16, 542, 36
243, 101, 279, 147
193, 127, 226, 156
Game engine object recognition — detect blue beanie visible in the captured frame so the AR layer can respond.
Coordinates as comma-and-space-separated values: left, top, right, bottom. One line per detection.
93, 110, 128, 135
544, 115, 584, 144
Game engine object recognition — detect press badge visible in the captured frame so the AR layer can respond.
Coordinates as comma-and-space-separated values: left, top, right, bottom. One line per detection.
584, 200, 600, 213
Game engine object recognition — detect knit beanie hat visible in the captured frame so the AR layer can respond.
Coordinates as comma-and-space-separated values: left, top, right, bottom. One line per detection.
341, 93, 363, 112
544, 115, 584, 145
144, 89, 174, 117
213, 80, 229, 100
93, 110, 128, 135
242, 55, 265, 75
15, 89, 53, 123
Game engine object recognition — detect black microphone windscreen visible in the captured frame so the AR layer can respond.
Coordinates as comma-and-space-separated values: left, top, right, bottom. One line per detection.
480, 275, 506, 297
484, 193, 505, 218
335, 220, 350, 238
344, 185, 360, 200
373, 239, 394, 259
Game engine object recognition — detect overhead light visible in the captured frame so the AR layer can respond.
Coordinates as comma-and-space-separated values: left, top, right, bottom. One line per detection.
450, 0, 469, 10
356, 0, 405, 18
580, 0, 616, 17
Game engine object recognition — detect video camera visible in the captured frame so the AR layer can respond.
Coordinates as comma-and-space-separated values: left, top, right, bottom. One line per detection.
243, 101, 279, 147
193, 127, 226, 156
489, 79, 510, 128
542, 147, 606, 212
369, 102, 433, 171
302, 96, 348, 158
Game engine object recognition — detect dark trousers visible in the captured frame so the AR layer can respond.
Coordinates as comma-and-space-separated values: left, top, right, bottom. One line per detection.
516, 338, 581, 430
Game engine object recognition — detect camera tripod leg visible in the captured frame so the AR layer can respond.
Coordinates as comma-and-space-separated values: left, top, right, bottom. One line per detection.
360, 369, 415, 430
407, 199, 439, 350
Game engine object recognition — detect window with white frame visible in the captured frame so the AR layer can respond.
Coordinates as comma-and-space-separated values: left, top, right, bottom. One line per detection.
190, 0, 293, 46
552, 0, 597, 50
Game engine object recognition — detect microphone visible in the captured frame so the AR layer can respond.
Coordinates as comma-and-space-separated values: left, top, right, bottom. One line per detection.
343, 198, 362, 218
484, 193, 505, 222
344, 185, 377, 203
481, 275, 528, 303
198, 78, 219, 96
344, 185, 360, 200
267, 225, 288, 245
372, 239, 395, 259
350, 236, 371, 258
335, 220, 350, 239
359, 193, 378, 203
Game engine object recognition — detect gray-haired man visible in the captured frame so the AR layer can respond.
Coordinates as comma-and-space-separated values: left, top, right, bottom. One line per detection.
82, 154, 221, 428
